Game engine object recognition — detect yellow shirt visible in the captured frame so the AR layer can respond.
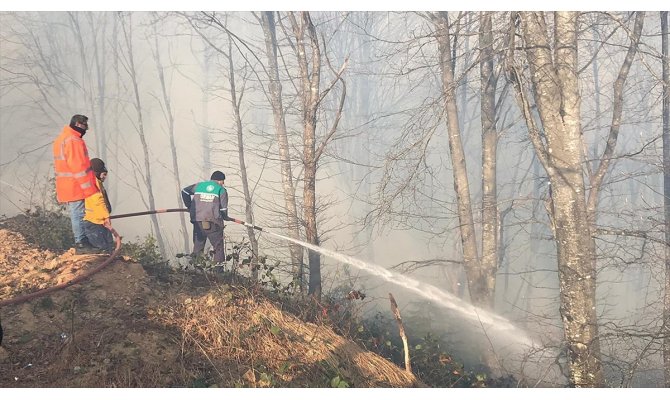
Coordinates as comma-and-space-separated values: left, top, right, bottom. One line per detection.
83, 178, 110, 225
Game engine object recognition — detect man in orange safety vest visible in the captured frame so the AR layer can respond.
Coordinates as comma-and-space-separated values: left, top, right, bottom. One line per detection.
53, 114, 99, 253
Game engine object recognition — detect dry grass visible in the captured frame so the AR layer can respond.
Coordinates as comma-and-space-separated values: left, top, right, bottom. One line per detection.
157, 284, 421, 388
0, 225, 423, 388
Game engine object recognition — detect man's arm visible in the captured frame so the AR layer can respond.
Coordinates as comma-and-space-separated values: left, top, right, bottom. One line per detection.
181, 184, 195, 208
220, 188, 231, 221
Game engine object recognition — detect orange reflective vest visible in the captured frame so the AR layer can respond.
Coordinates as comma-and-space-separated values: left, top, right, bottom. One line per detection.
53, 125, 98, 202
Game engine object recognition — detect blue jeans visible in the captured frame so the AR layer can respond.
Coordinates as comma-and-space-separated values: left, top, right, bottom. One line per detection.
67, 200, 86, 243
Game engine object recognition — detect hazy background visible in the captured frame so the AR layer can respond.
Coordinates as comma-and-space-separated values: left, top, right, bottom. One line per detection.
1, 9, 667, 386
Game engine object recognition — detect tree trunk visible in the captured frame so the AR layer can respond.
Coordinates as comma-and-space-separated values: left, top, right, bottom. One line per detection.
583, 10, 643, 383
110, 15, 121, 208
289, 11, 322, 299
586, 12, 644, 222
511, 11, 604, 387
200, 43, 212, 178
432, 12, 483, 305
119, 13, 167, 258
87, 12, 108, 163
661, 10, 670, 389
226, 32, 260, 282
260, 11, 304, 280
479, 11, 499, 310
151, 22, 190, 254
68, 12, 99, 153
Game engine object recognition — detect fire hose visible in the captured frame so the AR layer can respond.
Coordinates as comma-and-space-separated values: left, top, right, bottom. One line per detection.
0, 228, 122, 345
0, 228, 122, 308
1, 208, 261, 308
0, 208, 262, 344
110, 208, 264, 231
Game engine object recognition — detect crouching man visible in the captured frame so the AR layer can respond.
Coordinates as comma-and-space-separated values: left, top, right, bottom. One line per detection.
82, 158, 114, 254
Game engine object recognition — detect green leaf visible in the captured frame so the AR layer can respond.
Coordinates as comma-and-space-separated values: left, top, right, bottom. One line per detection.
414, 344, 422, 350
330, 376, 350, 388
330, 376, 349, 388
269, 326, 281, 336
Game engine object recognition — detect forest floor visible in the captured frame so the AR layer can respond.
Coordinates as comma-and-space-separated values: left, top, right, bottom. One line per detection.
0, 225, 420, 388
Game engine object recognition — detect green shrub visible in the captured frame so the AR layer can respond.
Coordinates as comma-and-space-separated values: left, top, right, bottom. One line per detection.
121, 235, 167, 267
349, 312, 517, 388
0, 207, 74, 251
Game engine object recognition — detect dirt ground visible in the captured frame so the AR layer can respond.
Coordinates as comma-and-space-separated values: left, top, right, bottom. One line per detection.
0, 228, 190, 387
0, 228, 420, 388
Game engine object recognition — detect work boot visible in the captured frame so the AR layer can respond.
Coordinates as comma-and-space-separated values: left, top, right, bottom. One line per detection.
75, 239, 97, 255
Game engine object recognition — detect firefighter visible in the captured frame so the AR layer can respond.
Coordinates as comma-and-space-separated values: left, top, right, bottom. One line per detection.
181, 171, 231, 266
53, 114, 99, 253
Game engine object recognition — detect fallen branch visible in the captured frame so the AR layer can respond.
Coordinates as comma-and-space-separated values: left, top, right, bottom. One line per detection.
389, 292, 412, 374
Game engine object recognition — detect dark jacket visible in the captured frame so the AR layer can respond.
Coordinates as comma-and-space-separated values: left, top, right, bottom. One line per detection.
181, 180, 228, 224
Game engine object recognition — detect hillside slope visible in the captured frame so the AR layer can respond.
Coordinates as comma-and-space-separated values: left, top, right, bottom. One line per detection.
0, 228, 420, 388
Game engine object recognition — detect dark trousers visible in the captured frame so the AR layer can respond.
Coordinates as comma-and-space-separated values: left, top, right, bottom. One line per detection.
192, 221, 225, 263
83, 220, 114, 253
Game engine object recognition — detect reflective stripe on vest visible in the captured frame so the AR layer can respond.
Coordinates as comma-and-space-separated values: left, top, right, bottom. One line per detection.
55, 166, 92, 179
74, 167, 91, 178
55, 136, 81, 161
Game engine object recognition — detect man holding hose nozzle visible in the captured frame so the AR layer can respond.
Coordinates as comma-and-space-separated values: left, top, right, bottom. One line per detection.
181, 171, 231, 268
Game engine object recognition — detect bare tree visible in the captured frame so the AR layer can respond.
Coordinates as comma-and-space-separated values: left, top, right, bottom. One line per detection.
118, 12, 167, 257
585, 12, 644, 235
479, 11, 500, 310
430, 11, 499, 307
0, 13, 85, 128
200, 43, 213, 178
260, 11, 304, 284
224, 29, 261, 281
149, 14, 190, 253
431, 12, 480, 299
283, 11, 346, 298
661, 9, 670, 389
85, 12, 110, 162
508, 11, 604, 387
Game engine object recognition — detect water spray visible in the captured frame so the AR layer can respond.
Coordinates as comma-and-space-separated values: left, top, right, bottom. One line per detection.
110, 208, 544, 350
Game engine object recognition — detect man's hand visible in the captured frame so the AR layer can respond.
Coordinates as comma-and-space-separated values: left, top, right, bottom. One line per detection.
103, 218, 112, 230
